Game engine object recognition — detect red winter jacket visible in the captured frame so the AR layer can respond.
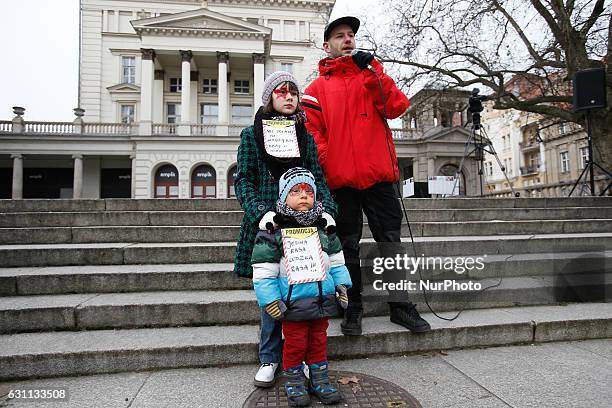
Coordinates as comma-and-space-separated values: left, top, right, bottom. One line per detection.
303, 55, 409, 190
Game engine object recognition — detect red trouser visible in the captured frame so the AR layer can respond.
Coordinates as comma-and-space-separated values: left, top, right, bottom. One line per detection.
282, 318, 329, 370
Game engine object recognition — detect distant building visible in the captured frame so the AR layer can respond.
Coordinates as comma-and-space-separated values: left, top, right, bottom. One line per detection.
1, 1, 482, 199
481, 74, 608, 197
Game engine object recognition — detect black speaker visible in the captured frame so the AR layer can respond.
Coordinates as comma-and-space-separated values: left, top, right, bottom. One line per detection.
573, 68, 607, 111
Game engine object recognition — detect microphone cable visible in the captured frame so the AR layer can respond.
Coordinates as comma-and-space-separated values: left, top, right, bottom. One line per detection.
368, 63, 504, 321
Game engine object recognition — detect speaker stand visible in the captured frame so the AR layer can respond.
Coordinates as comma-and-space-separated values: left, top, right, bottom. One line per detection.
569, 110, 612, 196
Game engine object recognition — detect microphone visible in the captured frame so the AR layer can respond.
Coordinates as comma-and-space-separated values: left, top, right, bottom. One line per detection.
350, 49, 376, 73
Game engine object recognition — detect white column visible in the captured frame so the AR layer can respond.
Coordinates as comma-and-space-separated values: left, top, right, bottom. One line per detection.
217, 52, 229, 132
153, 70, 164, 123
73, 154, 84, 199
11, 154, 23, 199
427, 156, 436, 177
180, 50, 192, 124
179, 50, 192, 136
253, 53, 265, 111
102, 10, 108, 32
139, 49, 155, 135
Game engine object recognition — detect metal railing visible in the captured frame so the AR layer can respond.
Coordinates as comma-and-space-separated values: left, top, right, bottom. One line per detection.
520, 165, 540, 175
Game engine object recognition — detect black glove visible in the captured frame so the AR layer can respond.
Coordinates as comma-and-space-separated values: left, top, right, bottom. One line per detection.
352, 51, 374, 70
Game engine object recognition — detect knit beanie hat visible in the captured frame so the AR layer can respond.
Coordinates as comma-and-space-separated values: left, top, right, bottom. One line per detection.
262, 71, 301, 106
278, 167, 316, 203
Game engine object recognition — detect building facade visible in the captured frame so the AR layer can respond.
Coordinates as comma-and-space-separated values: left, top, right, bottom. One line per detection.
1, 0, 481, 199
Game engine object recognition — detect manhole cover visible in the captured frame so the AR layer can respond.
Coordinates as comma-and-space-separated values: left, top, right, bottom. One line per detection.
243, 370, 422, 407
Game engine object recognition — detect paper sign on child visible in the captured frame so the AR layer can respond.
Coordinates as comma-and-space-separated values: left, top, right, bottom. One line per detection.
281, 227, 326, 285
263, 119, 300, 158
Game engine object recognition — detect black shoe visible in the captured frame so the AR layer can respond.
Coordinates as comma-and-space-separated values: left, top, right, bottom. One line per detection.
389, 302, 431, 332
341, 303, 363, 336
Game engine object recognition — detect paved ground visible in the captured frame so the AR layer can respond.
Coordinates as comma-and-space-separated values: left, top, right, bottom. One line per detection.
0, 339, 610, 408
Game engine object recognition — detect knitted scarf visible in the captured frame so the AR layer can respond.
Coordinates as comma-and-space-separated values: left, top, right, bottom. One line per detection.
276, 200, 323, 227
254, 106, 308, 181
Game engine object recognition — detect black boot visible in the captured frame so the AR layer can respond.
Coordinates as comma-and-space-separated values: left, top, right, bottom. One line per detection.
389, 302, 431, 332
341, 302, 363, 336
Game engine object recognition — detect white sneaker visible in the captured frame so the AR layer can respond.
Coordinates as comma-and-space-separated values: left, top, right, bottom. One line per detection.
253, 363, 278, 388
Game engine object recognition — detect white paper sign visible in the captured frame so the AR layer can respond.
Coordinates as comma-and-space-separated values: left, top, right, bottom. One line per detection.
428, 176, 460, 196
263, 119, 300, 158
281, 227, 326, 285
402, 177, 415, 198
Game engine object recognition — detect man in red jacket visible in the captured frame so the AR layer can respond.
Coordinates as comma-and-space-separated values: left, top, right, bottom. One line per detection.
302, 16, 431, 336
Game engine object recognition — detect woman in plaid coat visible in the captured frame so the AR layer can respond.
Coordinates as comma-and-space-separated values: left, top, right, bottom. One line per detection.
234, 71, 337, 388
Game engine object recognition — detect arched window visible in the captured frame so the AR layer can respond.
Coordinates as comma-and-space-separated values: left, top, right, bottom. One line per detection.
439, 164, 466, 196
191, 165, 216, 198
227, 165, 237, 198
154, 164, 179, 198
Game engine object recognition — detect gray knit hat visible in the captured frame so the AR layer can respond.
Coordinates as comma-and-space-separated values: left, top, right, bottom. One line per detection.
262, 71, 301, 105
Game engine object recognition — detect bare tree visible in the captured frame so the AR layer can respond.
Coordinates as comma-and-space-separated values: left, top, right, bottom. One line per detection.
365, 0, 611, 166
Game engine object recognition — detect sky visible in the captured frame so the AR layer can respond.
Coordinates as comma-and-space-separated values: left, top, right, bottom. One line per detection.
0, 0, 371, 121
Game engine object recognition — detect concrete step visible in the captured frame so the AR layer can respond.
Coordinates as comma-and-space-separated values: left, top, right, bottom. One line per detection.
1, 251, 609, 296
2, 219, 611, 244
2, 208, 612, 228
0, 233, 610, 267
2, 197, 611, 213
2, 273, 610, 333
1, 302, 610, 380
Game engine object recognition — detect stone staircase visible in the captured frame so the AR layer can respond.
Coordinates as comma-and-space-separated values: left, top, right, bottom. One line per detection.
1, 197, 611, 380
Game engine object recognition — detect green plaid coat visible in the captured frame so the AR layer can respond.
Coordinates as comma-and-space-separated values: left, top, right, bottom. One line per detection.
233, 125, 337, 278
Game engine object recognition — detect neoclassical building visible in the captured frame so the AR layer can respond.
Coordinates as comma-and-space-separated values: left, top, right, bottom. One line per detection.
1, 0, 480, 199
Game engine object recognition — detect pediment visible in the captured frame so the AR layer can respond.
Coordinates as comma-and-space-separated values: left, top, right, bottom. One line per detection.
132, 8, 270, 35
107, 83, 141, 92
423, 127, 472, 142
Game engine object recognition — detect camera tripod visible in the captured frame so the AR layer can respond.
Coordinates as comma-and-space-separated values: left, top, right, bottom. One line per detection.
569, 110, 612, 196
451, 90, 518, 197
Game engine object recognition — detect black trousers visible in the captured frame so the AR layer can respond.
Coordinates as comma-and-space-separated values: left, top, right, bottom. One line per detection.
333, 182, 404, 305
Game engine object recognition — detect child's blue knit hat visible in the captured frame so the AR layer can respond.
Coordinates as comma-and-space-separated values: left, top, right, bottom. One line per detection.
278, 167, 316, 203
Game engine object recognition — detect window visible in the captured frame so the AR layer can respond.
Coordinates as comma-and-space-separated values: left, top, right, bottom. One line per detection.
486, 162, 493, 177
120, 105, 135, 124
560, 151, 569, 173
167, 103, 181, 124
231, 104, 253, 125
559, 122, 567, 135
169, 78, 182, 92
234, 80, 250, 94
280, 62, 294, 73
122, 56, 136, 84
202, 78, 217, 94
200, 104, 218, 124
507, 158, 513, 175
580, 147, 589, 169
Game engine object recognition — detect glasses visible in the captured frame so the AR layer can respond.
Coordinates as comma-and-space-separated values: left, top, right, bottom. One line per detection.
288, 183, 314, 196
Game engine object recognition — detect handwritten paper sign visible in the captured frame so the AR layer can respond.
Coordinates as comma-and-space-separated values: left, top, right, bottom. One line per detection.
263, 120, 300, 158
281, 227, 325, 284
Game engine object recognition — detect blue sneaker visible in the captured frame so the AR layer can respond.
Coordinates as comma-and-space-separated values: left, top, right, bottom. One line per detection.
308, 362, 342, 405
283, 365, 311, 407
